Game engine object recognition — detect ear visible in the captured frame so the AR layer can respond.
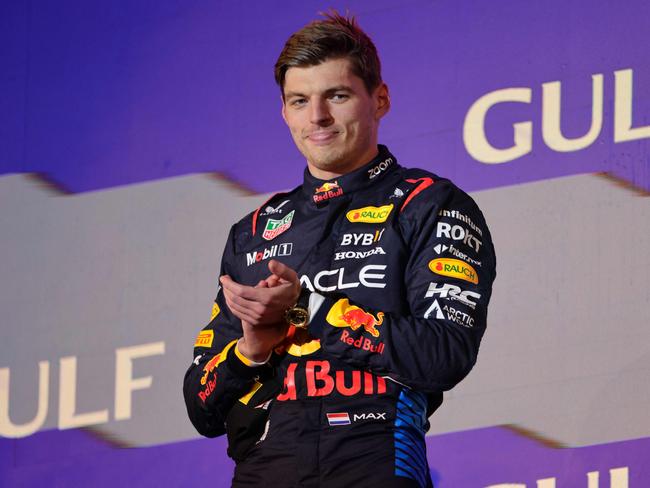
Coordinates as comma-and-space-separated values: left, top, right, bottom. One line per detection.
281, 94, 288, 125
374, 83, 390, 120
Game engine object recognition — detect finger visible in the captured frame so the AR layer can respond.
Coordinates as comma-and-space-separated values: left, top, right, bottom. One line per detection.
230, 299, 281, 329
223, 287, 265, 316
225, 295, 262, 323
268, 259, 299, 283
266, 274, 281, 288
221, 275, 262, 300
231, 305, 260, 324
256, 279, 268, 288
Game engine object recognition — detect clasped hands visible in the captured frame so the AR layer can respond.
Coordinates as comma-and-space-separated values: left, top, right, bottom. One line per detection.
220, 259, 301, 362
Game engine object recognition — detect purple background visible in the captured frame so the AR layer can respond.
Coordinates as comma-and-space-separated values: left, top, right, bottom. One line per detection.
2, 0, 649, 194
2, 1, 650, 486
1, 426, 646, 487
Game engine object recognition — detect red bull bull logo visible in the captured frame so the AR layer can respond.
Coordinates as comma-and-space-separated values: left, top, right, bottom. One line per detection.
196, 340, 237, 402
326, 299, 384, 337
200, 354, 221, 385
315, 181, 339, 193
197, 355, 220, 403
313, 181, 344, 203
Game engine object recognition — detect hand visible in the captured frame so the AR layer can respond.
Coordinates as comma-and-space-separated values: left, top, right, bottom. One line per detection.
236, 278, 287, 362
221, 260, 301, 360
220, 260, 301, 327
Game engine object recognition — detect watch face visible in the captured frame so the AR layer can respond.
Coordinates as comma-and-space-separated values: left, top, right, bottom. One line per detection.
287, 307, 309, 327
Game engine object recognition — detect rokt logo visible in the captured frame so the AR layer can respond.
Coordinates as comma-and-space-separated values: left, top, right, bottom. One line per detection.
436, 222, 482, 252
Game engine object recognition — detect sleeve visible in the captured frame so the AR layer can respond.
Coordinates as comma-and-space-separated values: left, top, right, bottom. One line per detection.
307, 180, 497, 393
182, 226, 274, 438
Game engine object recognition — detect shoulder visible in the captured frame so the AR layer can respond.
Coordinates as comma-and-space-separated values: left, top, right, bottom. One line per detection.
393, 165, 495, 273
230, 185, 302, 250
393, 165, 491, 246
393, 166, 469, 216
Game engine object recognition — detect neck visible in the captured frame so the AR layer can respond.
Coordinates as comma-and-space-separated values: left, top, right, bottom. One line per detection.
307, 146, 379, 181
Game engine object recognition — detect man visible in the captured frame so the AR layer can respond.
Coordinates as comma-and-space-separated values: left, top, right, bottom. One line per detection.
184, 12, 496, 488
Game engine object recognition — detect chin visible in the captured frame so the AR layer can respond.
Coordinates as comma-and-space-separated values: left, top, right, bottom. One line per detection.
312, 152, 346, 171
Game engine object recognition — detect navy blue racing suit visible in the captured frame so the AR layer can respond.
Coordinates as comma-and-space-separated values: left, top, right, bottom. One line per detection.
183, 145, 496, 487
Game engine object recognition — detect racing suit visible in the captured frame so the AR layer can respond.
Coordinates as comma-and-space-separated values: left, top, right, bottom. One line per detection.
183, 145, 496, 487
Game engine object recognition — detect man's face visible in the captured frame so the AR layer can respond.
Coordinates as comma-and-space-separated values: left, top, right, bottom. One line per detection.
281, 58, 389, 179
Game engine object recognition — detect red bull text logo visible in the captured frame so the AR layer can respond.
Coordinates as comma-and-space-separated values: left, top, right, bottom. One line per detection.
197, 355, 221, 403
196, 340, 236, 402
428, 258, 479, 284
326, 299, 384, 337
198, 376, 217, 403
313, 181, 343, 203
276, 360, 387, 400
340, 330, 385, 354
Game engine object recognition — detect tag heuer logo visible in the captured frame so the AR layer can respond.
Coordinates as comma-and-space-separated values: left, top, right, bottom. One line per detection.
262, 210, 295, 241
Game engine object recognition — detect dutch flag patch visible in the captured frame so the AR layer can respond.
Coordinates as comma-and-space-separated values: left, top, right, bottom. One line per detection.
326, 412, 351, 426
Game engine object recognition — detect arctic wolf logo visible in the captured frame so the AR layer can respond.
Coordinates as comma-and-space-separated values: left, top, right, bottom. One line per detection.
326, 299, 384, 337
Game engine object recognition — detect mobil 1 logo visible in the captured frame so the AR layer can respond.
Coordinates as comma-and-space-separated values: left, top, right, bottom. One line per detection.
246, 243, 293, 266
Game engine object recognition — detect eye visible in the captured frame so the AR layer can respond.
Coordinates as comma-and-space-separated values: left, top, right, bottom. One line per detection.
290, 98, 307, 107
330, 93, 349, 102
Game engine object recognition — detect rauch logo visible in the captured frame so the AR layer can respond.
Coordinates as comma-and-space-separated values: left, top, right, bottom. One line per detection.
428, 258, 479, 284
346, 204, 394, 223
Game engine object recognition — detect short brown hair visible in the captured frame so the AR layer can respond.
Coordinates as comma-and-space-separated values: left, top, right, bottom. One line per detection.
274, 11, 382, 96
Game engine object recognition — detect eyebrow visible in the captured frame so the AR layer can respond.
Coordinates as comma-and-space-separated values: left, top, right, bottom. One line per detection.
284, 85, 355, 99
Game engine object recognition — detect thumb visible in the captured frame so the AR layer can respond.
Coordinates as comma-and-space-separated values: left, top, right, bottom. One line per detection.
268, 259, 298, 283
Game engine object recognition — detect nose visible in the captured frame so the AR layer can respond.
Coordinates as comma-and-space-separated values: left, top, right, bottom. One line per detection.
309, 98, 333, 126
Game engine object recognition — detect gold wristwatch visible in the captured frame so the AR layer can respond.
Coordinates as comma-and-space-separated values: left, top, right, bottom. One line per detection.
284, 287, 311, 329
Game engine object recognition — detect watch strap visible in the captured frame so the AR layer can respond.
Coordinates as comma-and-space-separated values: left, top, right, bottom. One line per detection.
296, 286, 311, 309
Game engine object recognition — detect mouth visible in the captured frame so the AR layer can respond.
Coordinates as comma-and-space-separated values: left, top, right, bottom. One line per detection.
306, 130, 339, 145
